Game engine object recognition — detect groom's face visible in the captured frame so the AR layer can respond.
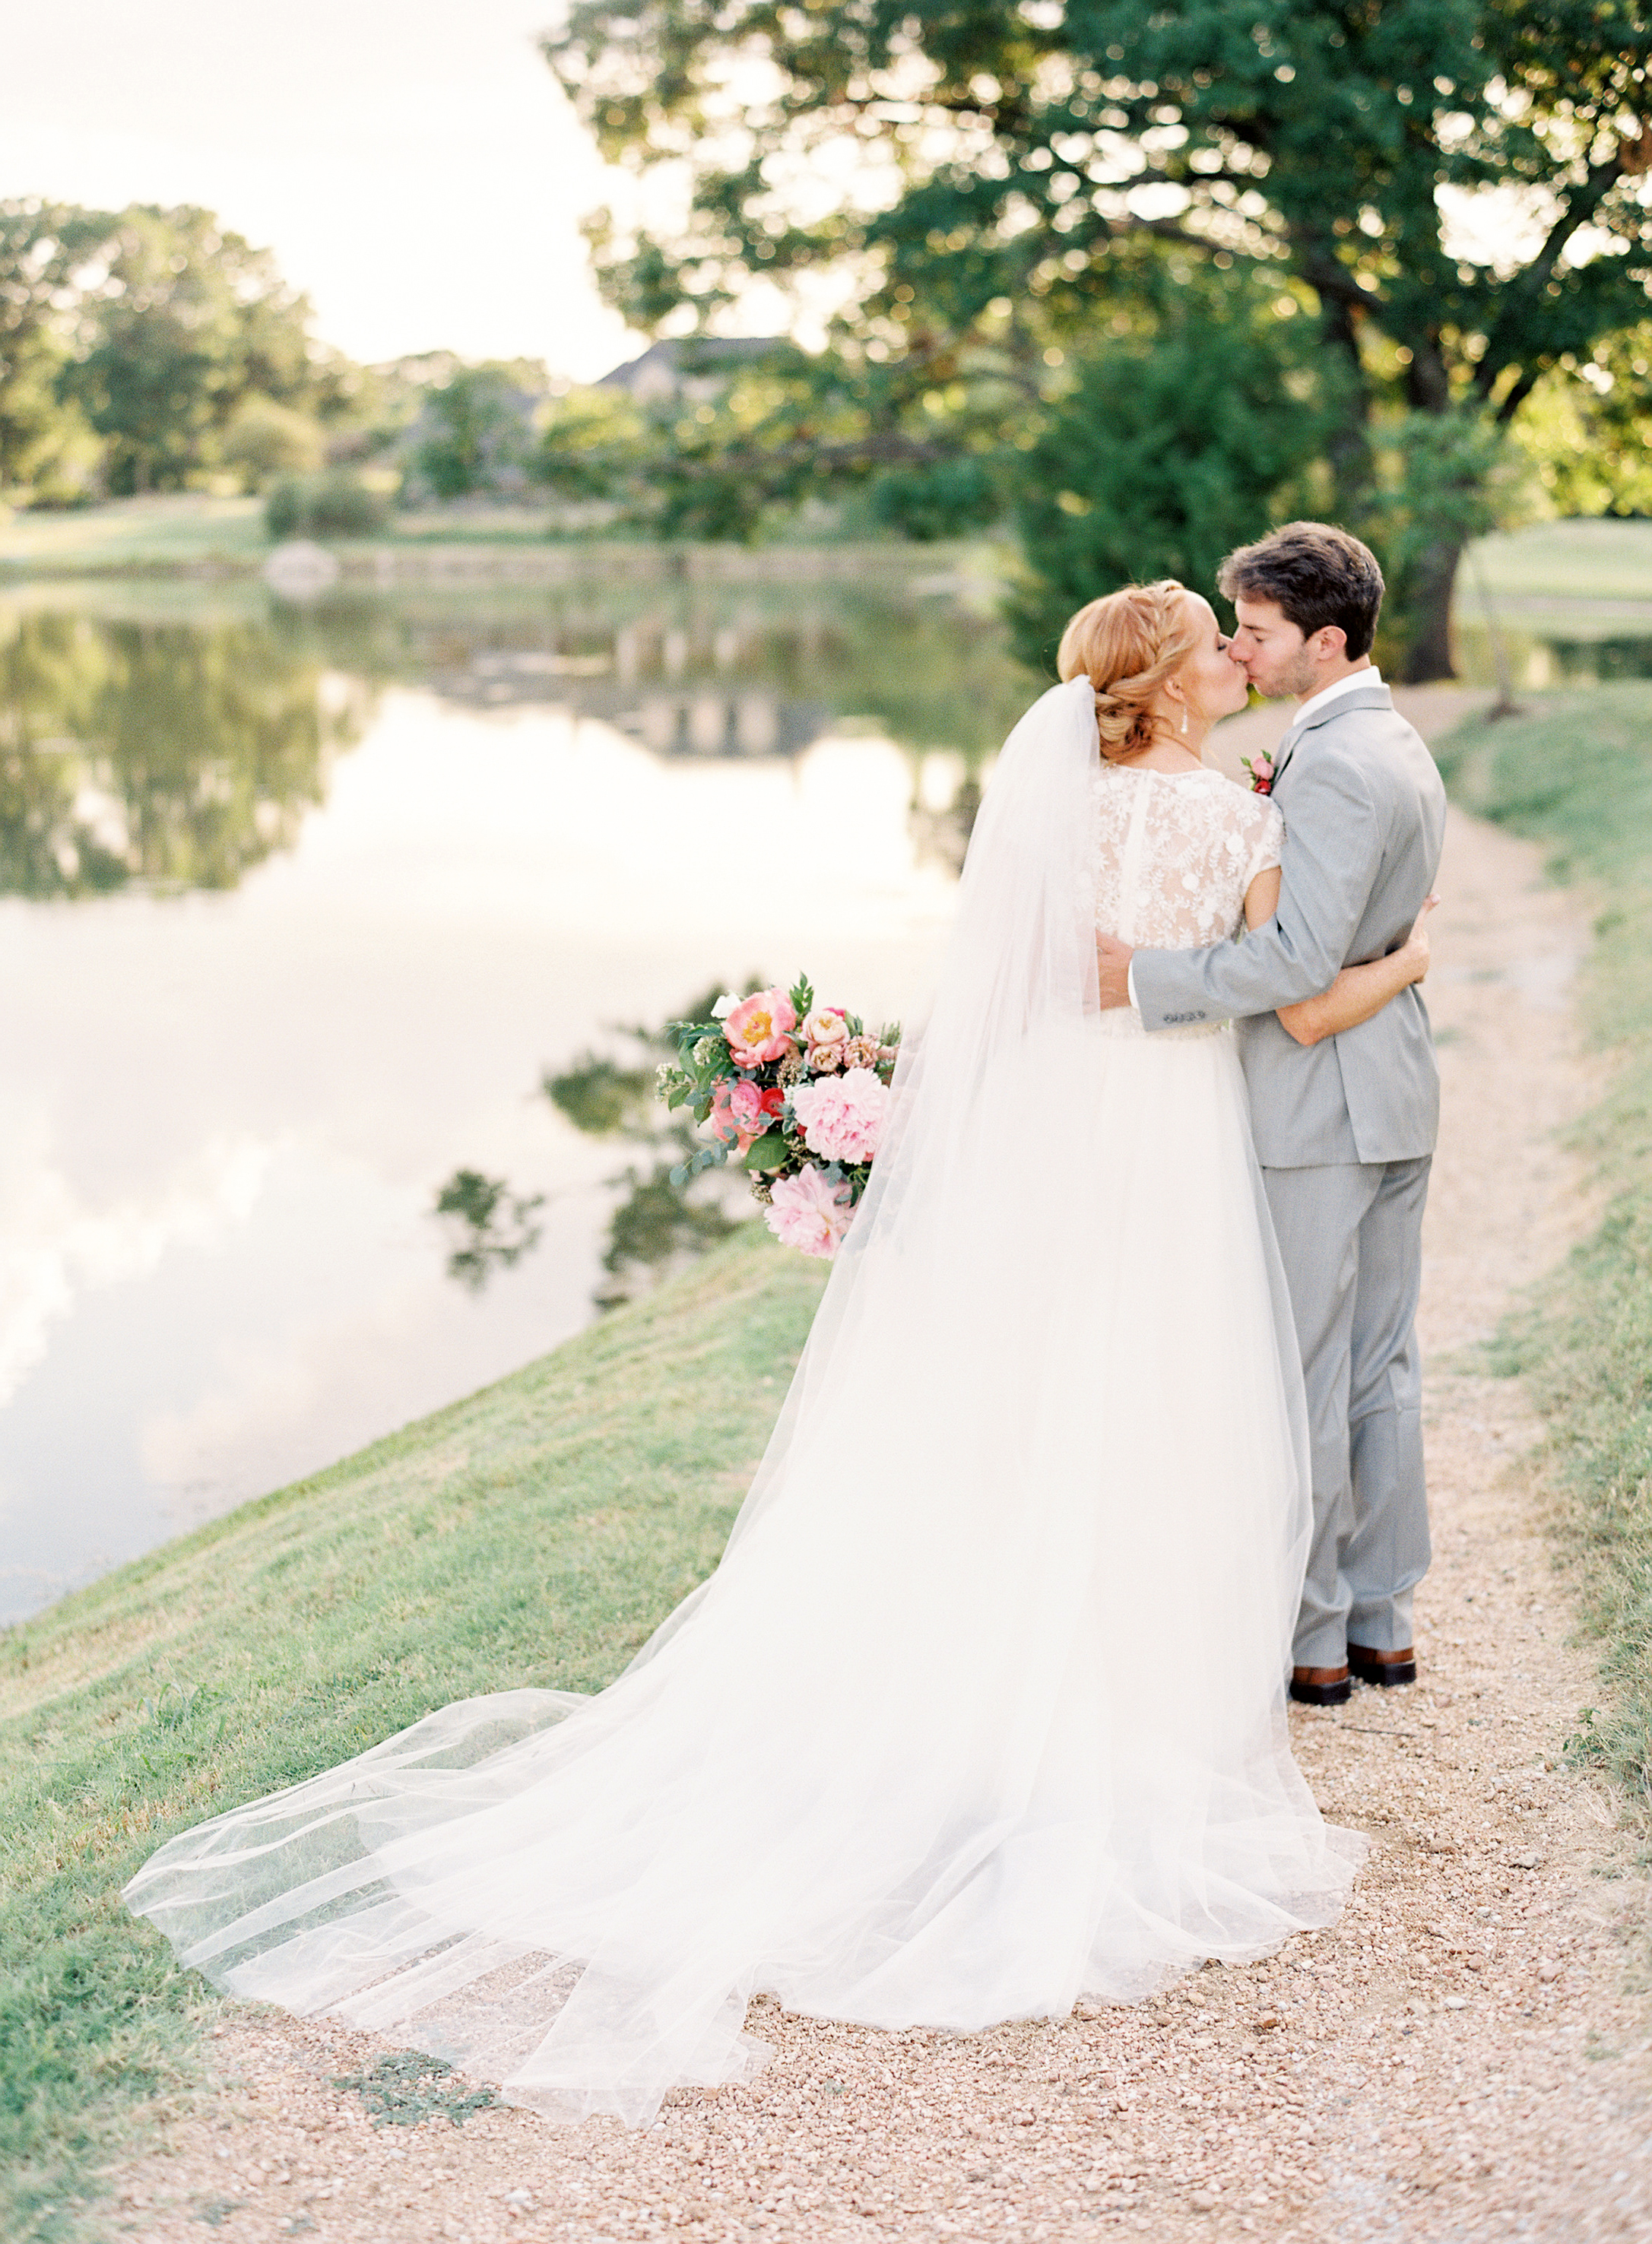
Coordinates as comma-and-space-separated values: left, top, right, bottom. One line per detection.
1230, 599, 1320, 701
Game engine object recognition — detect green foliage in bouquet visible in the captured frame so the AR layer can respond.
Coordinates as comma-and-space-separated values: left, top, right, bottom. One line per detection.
657, 974, 900, 1229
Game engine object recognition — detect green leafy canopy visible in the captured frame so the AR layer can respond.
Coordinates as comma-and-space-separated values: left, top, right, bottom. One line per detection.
546, 4, 1652, 672
549, 1, 1652, 424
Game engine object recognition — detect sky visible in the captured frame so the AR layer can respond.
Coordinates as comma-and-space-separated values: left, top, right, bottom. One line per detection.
3, 1, 648, 381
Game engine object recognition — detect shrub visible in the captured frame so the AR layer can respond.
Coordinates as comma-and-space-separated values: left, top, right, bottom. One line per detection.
265, 470, 389, 541
869, 458, 1000, 543
221, 397, 326, 489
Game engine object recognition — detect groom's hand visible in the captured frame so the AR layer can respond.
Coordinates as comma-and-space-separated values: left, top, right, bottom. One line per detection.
1096, 931, 1134, 1011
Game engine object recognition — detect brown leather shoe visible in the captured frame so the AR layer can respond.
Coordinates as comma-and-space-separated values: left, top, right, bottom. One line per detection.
1348, 1643, 1417, 1688
1289, 1663, 1351, 1707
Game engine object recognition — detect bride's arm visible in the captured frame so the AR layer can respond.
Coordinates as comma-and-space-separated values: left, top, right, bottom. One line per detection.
1242, 872, 1438, 1048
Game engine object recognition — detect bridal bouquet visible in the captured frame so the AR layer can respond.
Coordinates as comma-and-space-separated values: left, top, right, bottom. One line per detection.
658, 975, 900, 1259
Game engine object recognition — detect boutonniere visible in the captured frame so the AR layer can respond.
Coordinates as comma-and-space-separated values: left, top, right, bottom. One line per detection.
1241, 750, 1276, 796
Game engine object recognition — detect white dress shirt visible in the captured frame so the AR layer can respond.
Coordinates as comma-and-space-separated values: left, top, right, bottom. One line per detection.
1288, 662, 1382, 727
1122, 665, 1383, 1009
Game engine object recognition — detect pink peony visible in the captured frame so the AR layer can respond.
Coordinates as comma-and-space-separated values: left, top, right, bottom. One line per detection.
764, 1163, 854, 1258
722, 987, 798, 1066
709, 1078, 784, 1152
788, 1067, 889, 1164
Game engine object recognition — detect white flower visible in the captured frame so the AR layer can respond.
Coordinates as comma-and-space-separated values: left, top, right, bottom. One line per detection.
710, 993, 741, 1019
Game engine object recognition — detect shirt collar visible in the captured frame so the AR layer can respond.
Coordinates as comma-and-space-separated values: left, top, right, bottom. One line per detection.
1292, 664, 1383, 729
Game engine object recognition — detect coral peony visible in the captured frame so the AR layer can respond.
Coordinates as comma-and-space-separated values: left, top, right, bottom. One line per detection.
764, 1163, 853, 1258
709, 1077, 785, 1152
788, 1067, 889, 1164
722, 987, 798, 1066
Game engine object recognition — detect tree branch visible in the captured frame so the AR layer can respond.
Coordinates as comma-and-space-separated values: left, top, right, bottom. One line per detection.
662, 431, 956, 480
1473, 151, 1625, 398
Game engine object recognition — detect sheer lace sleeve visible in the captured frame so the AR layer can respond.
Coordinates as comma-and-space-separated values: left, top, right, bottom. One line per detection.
1094, 767, 1287, 950
1239, 795, 1285, 892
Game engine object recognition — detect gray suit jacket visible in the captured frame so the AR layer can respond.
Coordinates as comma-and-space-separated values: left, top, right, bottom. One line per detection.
1130, 683, 1447, 1168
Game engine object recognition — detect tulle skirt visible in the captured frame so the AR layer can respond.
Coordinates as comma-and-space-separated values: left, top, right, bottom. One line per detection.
125, 1016, 1363, 2126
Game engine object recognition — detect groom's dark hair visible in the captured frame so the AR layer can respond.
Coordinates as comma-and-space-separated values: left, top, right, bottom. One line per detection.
1217, 522, 1384, 660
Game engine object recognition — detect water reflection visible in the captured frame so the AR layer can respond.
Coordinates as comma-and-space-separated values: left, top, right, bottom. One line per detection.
433, 1169, 546, 1292
541, 1005, 743, 1311
0, 606, 968, 1628
5, 580, 1646, 915
0, 576, 1026, 907
0, 604, 366, 899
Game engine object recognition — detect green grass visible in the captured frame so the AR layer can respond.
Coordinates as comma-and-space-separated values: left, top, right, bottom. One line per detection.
0, 492, 1000, 582
0, 496, 269, 574
0, 1225, 826, 2243
1467, 519, 1652, 607
1433, 684, 1652, 1806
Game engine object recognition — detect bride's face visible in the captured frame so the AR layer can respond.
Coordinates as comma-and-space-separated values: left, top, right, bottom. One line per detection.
1175, 596, 1251, 727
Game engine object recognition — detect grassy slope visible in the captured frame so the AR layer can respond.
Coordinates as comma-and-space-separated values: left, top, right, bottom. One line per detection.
0, 1225, 826, 2242
1432, 685, 1652, 1794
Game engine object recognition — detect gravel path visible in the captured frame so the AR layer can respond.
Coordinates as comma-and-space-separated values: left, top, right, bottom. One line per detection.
103, 699, 1652, 2244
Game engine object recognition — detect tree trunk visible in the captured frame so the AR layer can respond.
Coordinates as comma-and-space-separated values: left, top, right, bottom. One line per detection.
1399, 340, 1466, 681
1321, 298, 1375, 519
1400, 532, 1465, 683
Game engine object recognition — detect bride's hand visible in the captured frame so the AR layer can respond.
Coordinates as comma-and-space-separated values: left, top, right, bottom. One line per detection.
1401, 895, 1439, 984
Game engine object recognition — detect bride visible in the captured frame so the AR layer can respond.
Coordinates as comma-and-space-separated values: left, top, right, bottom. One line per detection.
126, 580, 1433, 2127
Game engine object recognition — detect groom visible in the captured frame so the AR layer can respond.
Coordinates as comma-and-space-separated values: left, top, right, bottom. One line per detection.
1096, 522, 1447, 1707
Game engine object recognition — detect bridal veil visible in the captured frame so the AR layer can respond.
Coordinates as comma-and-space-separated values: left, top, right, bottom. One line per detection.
125, 677, 1362, 2125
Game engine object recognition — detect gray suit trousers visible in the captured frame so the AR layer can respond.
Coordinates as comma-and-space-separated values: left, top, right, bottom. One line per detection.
1263, 1158, 1432, 1667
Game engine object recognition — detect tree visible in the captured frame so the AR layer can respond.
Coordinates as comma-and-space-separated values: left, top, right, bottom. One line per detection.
533, 346, 987, 540
0, 201, 110, 498
548, 0, 1652, 677
1010, 267, 1332, 664
62, 206, 318, 493
220, 395, 327, 488
1513, 323, 1652, 519
411, 363, 544, 500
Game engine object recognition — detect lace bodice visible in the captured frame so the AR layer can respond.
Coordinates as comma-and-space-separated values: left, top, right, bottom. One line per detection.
1094, 763, 1283, 949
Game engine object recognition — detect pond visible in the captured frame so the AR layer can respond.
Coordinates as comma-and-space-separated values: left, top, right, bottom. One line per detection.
2, 558, 1640, 1628
0, 563, 1033, 1627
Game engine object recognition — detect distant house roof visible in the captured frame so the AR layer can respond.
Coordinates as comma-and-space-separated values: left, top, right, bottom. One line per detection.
597, 337, 794, 404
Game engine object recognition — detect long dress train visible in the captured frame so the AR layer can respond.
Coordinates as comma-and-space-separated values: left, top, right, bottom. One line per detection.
125, 677, 1364, 2125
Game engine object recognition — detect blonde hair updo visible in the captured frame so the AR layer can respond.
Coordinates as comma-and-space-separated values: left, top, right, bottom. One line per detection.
1056, 579, 1200, 761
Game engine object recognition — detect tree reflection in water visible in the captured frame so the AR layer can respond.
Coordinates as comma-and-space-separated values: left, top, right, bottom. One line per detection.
544, 991, 743, 1312
0, 569, 1019, 902
0, 604, 365, 898
433, 995, 747, 1307
433, 1169, 547, 1292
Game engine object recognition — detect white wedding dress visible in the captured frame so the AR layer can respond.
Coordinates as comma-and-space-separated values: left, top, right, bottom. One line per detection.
125, 678, 1363, 2126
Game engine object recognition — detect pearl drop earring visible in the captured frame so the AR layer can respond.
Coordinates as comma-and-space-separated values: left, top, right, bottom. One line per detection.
1179, 704, 1189, 737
